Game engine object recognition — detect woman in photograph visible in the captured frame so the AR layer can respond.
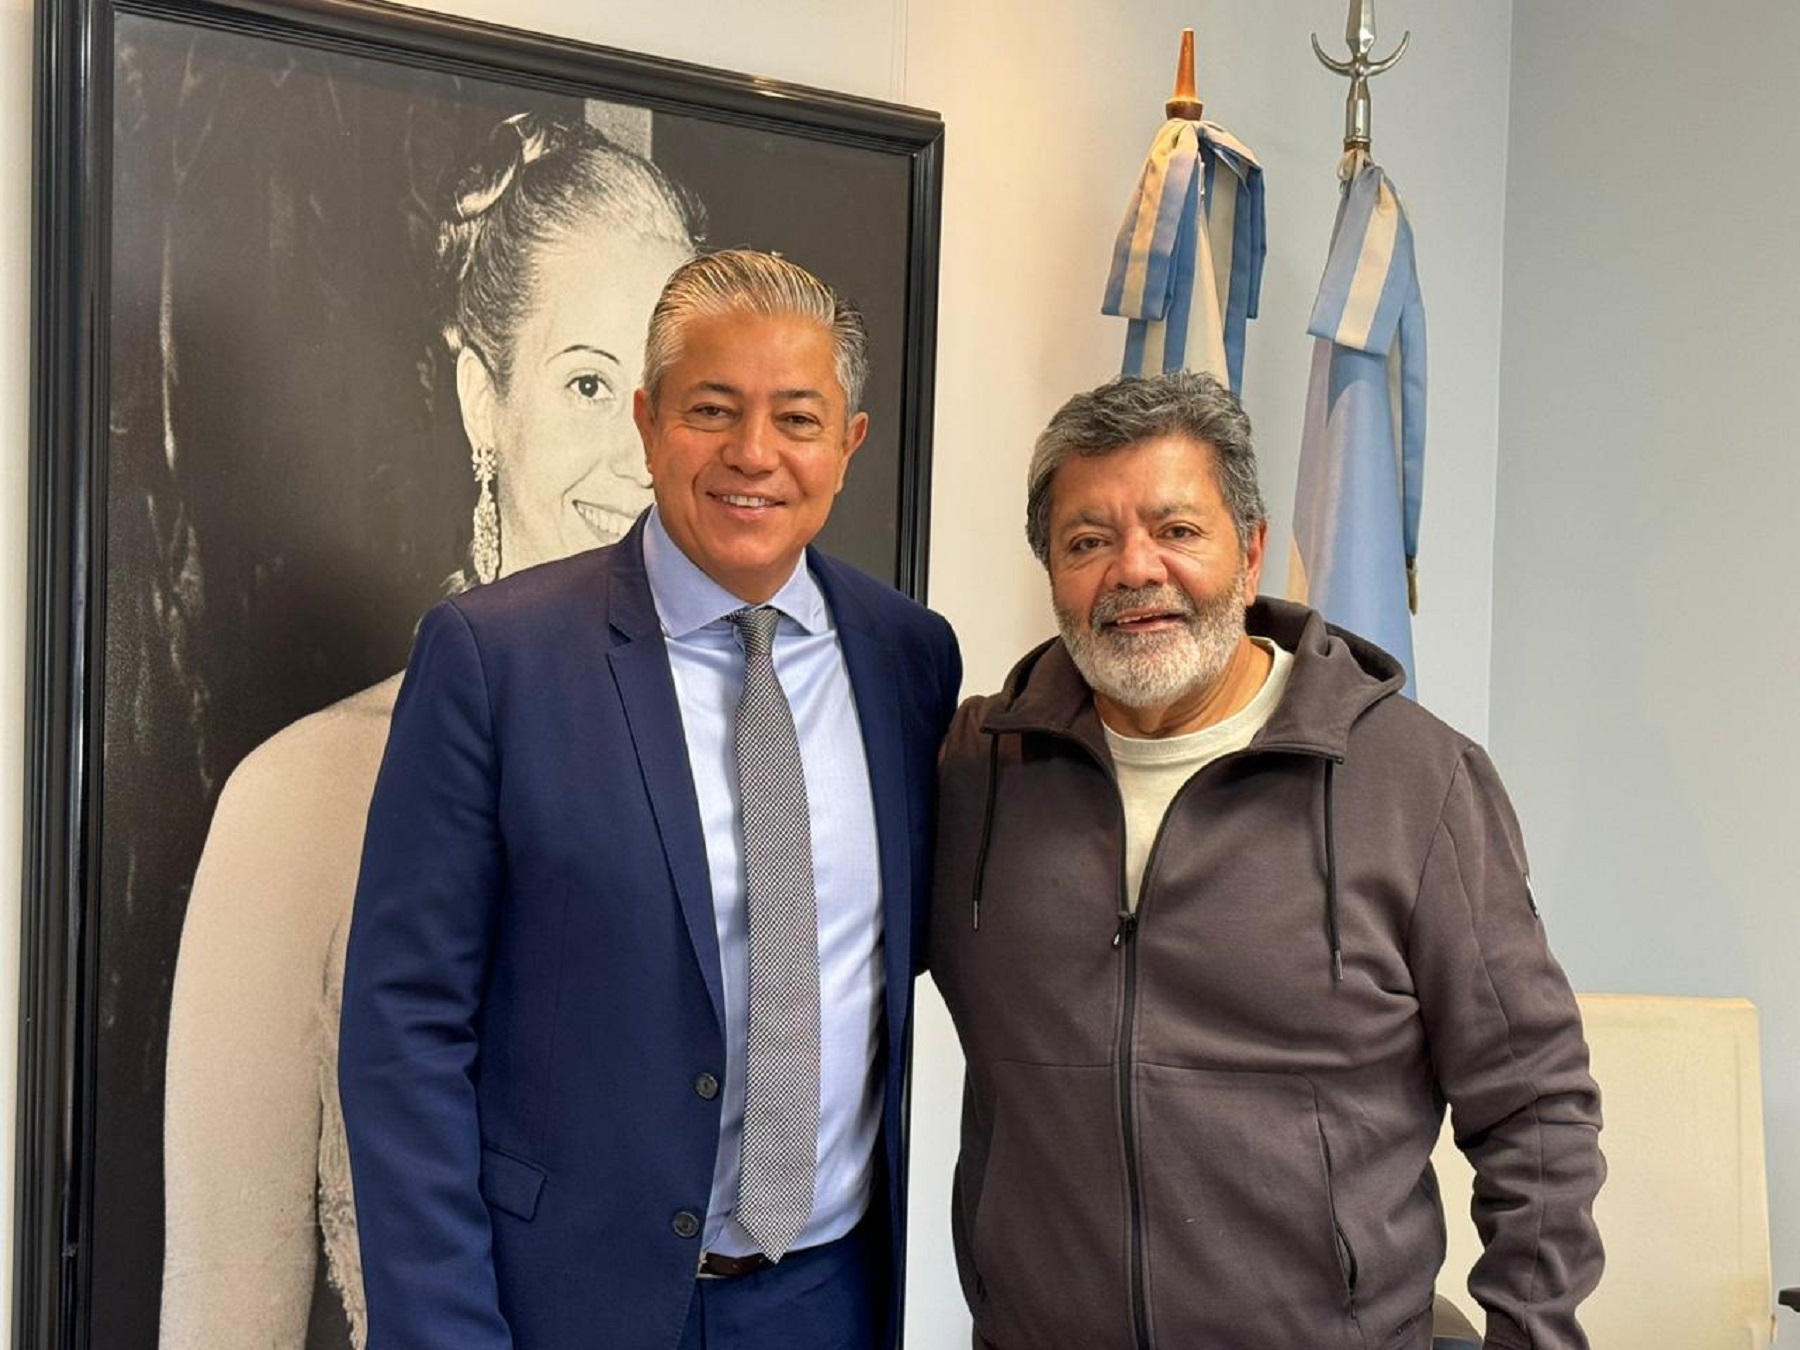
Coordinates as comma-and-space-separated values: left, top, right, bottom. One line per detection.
158, 112, 701, 1350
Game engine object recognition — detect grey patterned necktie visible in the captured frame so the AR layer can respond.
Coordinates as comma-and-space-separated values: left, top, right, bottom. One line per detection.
727, 605, 820, 1259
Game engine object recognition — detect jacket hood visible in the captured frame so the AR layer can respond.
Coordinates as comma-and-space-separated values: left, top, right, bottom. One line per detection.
980, 596, 1405, 762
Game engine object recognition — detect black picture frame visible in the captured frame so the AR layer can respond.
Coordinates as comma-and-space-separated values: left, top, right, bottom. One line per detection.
20, 2, 943, 1345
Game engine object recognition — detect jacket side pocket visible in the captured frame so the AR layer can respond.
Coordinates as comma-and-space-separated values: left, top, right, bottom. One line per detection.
479, 1145, 547, 1222
1134, 1065, 1366, 1349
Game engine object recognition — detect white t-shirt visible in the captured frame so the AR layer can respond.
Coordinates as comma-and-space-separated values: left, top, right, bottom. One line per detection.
1103, 639, 1295, 912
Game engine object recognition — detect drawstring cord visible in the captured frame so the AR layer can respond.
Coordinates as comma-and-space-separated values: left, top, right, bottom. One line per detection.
1324, 758, 1343, 982
972, 734, 1001, 930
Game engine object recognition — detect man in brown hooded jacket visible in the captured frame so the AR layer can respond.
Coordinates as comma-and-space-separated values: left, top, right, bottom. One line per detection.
929, 371, 1603, 1350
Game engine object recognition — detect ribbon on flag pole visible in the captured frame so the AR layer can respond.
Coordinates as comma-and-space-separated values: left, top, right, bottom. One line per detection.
1102, 119, 1265, 393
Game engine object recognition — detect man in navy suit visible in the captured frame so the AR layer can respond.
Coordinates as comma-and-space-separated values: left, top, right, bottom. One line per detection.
340, 250, 962, 1350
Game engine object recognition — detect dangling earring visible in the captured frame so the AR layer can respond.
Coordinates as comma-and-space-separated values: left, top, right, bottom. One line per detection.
471, 442, 500, 585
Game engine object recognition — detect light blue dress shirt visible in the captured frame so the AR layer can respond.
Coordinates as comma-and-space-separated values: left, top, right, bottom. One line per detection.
642, 506, 883, 1258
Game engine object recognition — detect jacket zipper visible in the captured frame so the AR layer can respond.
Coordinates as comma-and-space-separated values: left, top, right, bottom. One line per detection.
1060, 730, 1147, 1350
1108, 747, 1220, 1350
1113, 902, 1151, 1350
1110, 770, 1232, 1350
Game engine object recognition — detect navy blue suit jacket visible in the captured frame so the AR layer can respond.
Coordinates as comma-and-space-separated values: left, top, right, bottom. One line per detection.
340, 519, 961, 1350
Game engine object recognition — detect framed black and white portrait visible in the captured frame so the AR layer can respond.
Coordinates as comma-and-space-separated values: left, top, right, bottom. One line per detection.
21, 2, 943, 1345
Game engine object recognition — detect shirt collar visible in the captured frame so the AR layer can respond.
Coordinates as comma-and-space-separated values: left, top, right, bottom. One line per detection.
642, 504, 830, 639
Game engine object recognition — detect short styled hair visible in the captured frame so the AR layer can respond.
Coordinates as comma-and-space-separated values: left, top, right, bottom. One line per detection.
1025, 370, 1267, 565
641, 248, 869, 414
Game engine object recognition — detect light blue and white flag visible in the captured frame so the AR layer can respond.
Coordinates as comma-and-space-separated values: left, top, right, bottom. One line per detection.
1290, 152, 1426, 697
1102, 120, 1265, 393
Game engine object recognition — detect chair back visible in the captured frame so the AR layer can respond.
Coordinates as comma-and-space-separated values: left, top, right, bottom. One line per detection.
1430, 994, 1774, 1348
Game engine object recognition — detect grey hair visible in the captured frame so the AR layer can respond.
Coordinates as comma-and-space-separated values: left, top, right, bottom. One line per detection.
1025, 370, 1267, 565
641, 248, 869, 415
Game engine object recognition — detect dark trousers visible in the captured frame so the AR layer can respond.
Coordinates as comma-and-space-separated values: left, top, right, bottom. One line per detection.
677, 1229, 879, 1350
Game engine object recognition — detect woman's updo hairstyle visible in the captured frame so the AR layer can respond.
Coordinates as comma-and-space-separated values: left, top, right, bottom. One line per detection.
437, 111, 701, 390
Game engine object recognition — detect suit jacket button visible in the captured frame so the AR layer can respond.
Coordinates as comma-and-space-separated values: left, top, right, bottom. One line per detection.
694, 1072, 720, 1100
672, 1211, 701, 1239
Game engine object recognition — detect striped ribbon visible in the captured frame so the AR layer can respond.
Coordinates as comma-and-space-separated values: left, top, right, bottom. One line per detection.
1102, 119, 1265, 393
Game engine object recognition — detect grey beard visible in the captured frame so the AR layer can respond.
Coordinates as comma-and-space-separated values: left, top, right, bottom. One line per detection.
1056, 571, 1248, 712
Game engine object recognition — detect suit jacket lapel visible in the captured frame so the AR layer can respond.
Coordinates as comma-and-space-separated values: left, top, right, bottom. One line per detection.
605, 525, 726, 1030
814, 557, 915, 1057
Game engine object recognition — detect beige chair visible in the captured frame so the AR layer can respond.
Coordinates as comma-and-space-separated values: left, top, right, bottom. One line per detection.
1432, 994, 1792, 1347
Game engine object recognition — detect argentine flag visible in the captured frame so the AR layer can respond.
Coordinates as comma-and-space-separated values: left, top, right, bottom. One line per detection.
1102, 120, 1265, 393
1290, 154, 1426, 697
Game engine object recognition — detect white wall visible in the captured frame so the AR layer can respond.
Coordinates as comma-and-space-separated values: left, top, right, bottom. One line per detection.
1494, 0, 1800, 1297
0, 0, 1520, 1342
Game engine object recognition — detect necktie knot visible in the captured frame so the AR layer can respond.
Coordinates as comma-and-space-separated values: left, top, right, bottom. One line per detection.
728, 605, 781, 662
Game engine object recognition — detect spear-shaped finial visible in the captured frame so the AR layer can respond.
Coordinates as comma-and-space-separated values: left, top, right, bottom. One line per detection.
1165, 28, 1204, 122
1346, 0, 1383, 61
1311, 0, 1410, 151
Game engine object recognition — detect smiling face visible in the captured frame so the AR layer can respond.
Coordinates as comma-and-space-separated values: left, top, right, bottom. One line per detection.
1047, 434, 1268, 736
633, 309, 867, 603
458, 226, 694, 577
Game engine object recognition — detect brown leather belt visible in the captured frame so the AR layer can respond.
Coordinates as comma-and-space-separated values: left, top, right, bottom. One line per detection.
696, 1250, 773, 1280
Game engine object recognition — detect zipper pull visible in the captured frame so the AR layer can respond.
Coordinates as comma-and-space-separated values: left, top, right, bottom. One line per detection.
1112, 911, 1138, 948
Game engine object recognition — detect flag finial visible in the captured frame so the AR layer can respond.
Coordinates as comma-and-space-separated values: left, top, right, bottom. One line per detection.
1311, 1, 1410, 152
1165, 28, 1204, 122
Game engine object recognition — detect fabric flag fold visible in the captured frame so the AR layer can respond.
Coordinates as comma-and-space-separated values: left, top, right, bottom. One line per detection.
1102, 119, 1265, 393
1289, 152, 1426, 697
